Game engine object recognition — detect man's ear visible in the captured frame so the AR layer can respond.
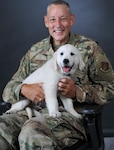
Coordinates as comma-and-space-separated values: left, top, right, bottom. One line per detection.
44, 16, 48, 28
70, 14, 75, 26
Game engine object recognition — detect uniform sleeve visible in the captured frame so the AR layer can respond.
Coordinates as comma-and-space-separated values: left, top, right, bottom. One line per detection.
2, 51, 31, 104
76, 44, 114, 105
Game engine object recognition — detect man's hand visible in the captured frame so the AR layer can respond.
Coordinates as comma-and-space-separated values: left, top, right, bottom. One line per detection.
21, 78, 76, 103
58, 78, 76, 98
20, 83, 45, 103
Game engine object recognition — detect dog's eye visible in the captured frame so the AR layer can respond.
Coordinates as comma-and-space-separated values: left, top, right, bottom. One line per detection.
71, 52, 74, 56
60, 52, 64, 56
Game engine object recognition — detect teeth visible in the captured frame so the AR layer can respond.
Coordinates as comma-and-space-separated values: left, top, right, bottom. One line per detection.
55, 31, 62, 32
54, 29, 63, 33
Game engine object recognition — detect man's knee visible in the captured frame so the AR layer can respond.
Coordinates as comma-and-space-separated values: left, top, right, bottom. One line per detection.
19, 119, 57, 149
0, 135, 11, 150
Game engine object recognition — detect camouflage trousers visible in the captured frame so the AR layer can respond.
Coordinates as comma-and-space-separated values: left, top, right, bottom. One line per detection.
0, 108, 86, 150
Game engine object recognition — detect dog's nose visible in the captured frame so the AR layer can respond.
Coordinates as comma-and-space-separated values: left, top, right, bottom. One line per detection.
63, 59, 69, 64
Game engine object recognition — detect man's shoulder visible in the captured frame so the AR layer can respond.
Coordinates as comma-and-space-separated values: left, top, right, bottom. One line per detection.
29, 37, 50, 53
33, 37, 50, 48
72, 33, 98, 51
73, 33, 96, 43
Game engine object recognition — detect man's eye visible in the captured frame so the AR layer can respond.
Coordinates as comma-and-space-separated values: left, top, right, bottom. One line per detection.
60, 17, 67, 21
50, 18, 55, 22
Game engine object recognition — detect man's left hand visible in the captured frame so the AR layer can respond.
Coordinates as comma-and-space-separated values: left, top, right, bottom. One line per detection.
58, 78, 76, 98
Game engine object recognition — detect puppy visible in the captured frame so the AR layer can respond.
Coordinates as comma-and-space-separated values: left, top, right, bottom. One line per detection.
6, 44, 85, 119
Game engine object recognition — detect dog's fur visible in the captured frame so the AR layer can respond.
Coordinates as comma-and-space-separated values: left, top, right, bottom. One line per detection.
6, 44, 85, 119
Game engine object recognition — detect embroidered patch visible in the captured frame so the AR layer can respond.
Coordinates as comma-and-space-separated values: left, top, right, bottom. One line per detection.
100, 62, 110, 73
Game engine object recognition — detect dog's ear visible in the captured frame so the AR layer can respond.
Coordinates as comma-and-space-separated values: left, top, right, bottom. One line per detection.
78, 55, 85, 70
52, 51, 58, 71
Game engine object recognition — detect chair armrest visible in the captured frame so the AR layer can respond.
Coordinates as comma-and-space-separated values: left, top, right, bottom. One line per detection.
0, 101, 11, 115
76, 103, 103, 115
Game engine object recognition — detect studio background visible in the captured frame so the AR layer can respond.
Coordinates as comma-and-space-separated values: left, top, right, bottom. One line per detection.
0, 0, 114, 137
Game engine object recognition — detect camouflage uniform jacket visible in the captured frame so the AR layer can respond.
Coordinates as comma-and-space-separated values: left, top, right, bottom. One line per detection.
2, 32, 114, 105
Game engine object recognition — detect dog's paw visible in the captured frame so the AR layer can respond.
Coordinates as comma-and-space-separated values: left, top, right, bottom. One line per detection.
5, 109, 16, 114
49, 111, 61, 118
75, 114, 83, 119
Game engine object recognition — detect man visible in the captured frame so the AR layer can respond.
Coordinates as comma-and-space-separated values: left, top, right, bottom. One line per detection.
1, 0, 114, 149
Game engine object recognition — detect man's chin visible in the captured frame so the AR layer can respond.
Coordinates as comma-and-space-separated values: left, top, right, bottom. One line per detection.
54, 34, 64, 38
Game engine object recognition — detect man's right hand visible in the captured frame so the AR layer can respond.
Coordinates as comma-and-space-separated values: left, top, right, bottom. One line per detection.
20, 83, 45, 103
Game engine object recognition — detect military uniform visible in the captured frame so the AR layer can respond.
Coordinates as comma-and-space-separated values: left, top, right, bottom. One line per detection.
1, 32, 114, 150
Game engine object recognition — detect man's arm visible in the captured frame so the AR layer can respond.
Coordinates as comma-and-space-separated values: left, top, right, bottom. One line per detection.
2, 51, 31, 103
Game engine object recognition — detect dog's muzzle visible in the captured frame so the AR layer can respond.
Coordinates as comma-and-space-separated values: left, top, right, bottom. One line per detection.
62, 59, 74, 73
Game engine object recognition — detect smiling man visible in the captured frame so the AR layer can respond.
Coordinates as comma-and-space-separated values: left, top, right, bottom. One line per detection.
44, 3, 74, 45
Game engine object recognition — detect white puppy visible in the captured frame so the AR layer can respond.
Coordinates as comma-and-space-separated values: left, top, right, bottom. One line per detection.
6, 44, 85, 119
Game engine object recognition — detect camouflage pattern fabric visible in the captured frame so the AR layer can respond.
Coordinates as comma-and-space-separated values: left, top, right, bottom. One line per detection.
0, 113, 28, 150
1, 32, 114, 149
0, 108, 86, 150
19, 108, 86, 150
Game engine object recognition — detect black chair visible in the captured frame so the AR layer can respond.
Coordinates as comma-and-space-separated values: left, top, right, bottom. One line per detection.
0, 101, 11, 115
0, 101, 104, 150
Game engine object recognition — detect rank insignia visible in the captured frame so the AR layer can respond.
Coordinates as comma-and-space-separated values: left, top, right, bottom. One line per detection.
100, 62, 110, 73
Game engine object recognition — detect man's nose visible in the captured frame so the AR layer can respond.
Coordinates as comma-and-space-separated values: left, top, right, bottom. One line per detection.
56, 19, 62, 27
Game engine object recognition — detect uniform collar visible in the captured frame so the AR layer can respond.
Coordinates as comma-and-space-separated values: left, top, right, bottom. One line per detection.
47, 32, 76, 51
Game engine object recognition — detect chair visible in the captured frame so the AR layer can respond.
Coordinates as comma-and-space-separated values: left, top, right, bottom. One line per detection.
0, 101, 11, 115
0, 101, 104, 150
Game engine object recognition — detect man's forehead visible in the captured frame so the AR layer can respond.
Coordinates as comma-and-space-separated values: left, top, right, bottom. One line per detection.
47, 4, 70, 15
